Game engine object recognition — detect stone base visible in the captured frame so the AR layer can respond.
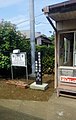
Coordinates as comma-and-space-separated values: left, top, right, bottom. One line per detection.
30, 82, 48, 91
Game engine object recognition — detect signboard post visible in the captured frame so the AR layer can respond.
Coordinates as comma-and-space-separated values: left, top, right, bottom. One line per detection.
30, 51, 48, 90
10, 52, 28, 81
35, 52, 42, 85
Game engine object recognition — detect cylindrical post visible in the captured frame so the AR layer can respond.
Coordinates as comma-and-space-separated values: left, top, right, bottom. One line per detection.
29, 0, 35, 77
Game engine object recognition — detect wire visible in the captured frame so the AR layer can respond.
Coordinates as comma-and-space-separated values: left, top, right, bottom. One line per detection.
35, 22, 49, 25
35, 13, 43, 18
16, 19, 29, 25
16, 13, 44, 26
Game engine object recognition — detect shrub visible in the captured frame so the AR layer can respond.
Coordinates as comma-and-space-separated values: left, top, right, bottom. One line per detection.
36, 45, 54, 74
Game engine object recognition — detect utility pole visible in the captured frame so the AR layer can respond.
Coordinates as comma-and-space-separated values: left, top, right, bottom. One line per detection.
29, 0, 35, 77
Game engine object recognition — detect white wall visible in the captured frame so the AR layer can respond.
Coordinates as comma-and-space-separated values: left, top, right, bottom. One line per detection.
37, 37, 42, 45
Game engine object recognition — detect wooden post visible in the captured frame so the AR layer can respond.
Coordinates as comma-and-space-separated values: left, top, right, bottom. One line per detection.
55, 32, 58, 89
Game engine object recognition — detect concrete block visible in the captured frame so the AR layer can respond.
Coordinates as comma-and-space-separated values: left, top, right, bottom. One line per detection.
30, 82, 48, 91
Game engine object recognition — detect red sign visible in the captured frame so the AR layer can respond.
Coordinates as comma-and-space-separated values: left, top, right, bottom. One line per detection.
60, 76, 76, 83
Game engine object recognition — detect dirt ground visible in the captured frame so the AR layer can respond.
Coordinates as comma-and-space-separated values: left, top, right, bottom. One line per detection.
0, 74, 54, 101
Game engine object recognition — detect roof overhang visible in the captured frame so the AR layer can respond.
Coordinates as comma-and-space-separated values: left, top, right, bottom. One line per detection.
42, 0, 76, 21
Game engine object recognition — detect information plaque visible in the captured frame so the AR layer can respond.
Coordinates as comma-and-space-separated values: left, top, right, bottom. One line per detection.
11, 52, 27, 67
10, 52, 28, 80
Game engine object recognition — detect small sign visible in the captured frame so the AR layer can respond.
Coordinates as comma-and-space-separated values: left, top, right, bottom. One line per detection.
60, 76, 76, 83
10, 52, 28, 80
11, 52, 27, 67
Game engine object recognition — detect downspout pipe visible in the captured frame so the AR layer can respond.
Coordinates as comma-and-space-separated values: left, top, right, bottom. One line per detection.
45, 15, 58, 89
46, 16, 57, 33
42, 6, 57, 32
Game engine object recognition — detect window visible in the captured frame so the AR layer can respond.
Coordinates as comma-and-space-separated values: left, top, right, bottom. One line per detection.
59, 33, 74, 66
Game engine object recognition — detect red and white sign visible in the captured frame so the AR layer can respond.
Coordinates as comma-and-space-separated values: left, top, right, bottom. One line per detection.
60, 76, 76, 83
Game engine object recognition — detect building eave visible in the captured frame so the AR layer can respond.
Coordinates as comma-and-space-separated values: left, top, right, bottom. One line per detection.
42, 0, 76, 21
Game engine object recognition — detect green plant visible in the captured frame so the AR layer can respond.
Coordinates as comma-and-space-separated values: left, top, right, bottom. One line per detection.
36, 45, 54, 74
0, 20, 30, 70
0, 53, 10, 69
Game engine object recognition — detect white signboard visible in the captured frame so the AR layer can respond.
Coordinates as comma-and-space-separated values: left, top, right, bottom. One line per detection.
11, 52, 27, 67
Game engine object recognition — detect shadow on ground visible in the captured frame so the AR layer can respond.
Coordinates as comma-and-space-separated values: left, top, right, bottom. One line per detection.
0, 105, 43, 120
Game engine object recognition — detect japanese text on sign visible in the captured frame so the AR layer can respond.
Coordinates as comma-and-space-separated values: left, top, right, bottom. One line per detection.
11, 53, 26, 67
60, 76, 76, 83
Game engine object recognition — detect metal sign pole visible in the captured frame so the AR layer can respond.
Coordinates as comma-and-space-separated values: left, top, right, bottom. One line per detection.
26, 67, 28, 84
11, 65, 13, 80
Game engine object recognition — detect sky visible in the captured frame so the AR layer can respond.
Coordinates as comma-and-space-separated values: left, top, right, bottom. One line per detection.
0, 0, 68, 37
